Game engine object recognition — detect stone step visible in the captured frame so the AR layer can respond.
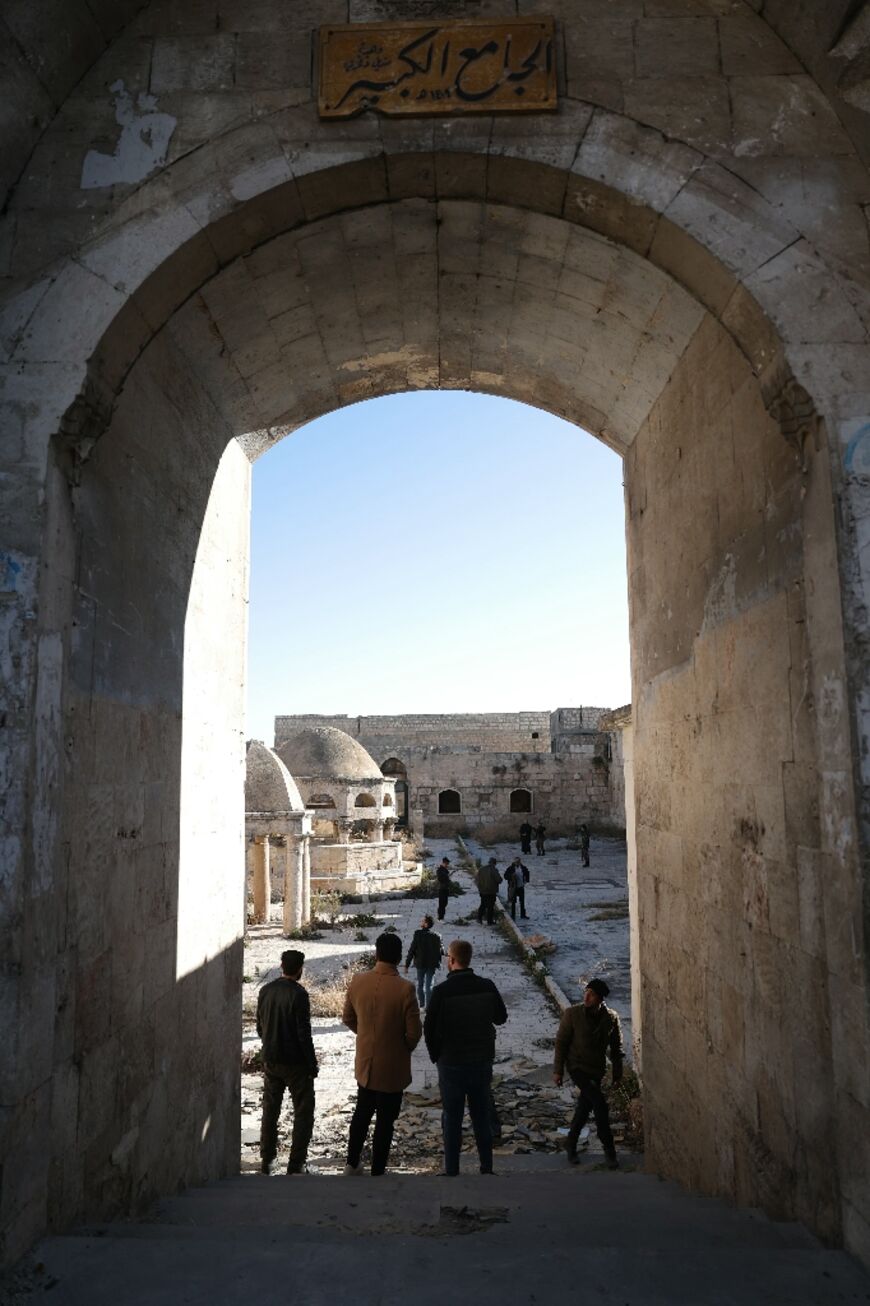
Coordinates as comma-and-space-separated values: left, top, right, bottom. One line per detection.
34, 1224, 869, 1306
84, 1171, 820, 1250
30, 1171, 870, 1305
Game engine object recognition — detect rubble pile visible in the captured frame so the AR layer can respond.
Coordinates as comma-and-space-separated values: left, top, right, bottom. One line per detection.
240, 1052, 634, 1169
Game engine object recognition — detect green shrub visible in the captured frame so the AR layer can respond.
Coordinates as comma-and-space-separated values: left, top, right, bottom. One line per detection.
311, 890, 343, 927
346, 912, 377, 928
285, 925, 325, 941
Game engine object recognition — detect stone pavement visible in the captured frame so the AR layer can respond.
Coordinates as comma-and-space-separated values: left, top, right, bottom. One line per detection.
465, 834, 633, 1054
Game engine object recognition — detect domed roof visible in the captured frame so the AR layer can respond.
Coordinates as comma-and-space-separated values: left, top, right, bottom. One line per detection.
275, 726, 383, 783
245, 741, 305, 814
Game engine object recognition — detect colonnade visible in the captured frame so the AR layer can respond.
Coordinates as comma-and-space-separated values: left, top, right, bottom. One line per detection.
247, 825, 312, 932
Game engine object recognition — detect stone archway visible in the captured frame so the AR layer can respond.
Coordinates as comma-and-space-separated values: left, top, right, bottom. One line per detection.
13, 181, 854, 1255
2, 0, 869, 1268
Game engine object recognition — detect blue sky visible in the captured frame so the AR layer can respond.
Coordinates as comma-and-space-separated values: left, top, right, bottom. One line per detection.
247, 391, 631, 743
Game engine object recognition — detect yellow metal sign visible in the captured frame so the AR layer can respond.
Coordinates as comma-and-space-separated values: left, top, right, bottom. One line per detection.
318, 18, 557, 118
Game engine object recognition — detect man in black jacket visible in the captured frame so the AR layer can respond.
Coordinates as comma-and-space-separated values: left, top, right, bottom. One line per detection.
435, 857, 452, 921
404, 913, 443, 1009
424, 939, 508, 1175
257, 949, 318, 1175
505, 857, 530, 920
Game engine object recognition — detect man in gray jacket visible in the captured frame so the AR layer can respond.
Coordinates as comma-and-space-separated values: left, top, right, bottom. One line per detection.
476, 857, 501, 925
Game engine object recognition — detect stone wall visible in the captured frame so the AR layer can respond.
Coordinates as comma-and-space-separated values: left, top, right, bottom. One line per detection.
626, 312, 868, 1246
276, 712, 556, 754
0, 319, 250, 1264
276, 710, 624, 837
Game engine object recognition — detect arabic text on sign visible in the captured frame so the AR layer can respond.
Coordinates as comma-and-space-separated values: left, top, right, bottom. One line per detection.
319, 19, 557, 119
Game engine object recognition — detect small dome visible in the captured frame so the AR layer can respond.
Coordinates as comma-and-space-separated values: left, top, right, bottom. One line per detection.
245, 741, 305, 814
276, 726, 383, 783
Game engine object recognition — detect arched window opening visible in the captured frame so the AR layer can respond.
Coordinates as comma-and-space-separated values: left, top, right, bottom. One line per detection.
394, 780, 408, 825
354, 792, 377, 808
438, 789, 461, 815
510, 788, 532, 813
382, 793, 393, 806
381, 757, 407, 779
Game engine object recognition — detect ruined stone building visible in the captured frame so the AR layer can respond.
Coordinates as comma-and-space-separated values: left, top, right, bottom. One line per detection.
275, 708, 626, 838
274, 725, 413, 893
2, 0, 870, 1273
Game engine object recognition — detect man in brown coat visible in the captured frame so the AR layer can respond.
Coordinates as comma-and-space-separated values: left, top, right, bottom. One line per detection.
342, 931, 422, 1175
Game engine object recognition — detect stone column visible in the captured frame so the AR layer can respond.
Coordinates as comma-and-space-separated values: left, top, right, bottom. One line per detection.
283, 832, 303, 935
251, 836, 271, 925
372, 819, 385, 844
302, 837, 311, 924
336, 818, 352, 845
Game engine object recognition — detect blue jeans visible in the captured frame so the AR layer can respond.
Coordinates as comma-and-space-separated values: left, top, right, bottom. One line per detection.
437, 1061, 493, 1175
416, 967, 436, 1008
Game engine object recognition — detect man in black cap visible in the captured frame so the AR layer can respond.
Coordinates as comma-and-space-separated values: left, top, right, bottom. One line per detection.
552, 977, 623, 1168
435, 856, 452, 922
257, 949, 318, 1175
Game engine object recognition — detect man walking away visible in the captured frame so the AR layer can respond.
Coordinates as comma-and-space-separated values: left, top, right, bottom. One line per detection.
579, 823, 591, 868
519, 821, 533, 855
405, 913, 443, 1009
505, 857, 530, 920
424, 940, 508, 1176
342, 932, 422, 1176
553, 977, 623, 1168
535, 822, 547, 855
257, 949, 318, 1176
435, 856, 452, 921
476, 857, 501, 925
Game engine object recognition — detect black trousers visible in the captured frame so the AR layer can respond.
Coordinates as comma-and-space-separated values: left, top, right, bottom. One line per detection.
509, 886, 527, 919
567, 1071, 614, 1152
347, 1085, 403, 1175
477, 893, 496, 924
260, 1061, 315, 1171
437, 889, 449, 920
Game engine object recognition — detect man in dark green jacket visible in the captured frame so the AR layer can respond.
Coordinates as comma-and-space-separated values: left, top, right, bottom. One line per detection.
553, 977, 623, 1168
476, 857, 501, 925
257, 949, 318, 1175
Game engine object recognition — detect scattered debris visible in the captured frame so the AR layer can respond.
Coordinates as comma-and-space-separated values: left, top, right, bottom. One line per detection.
525, 933, 557, 955
424, 1206, 510, 1236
